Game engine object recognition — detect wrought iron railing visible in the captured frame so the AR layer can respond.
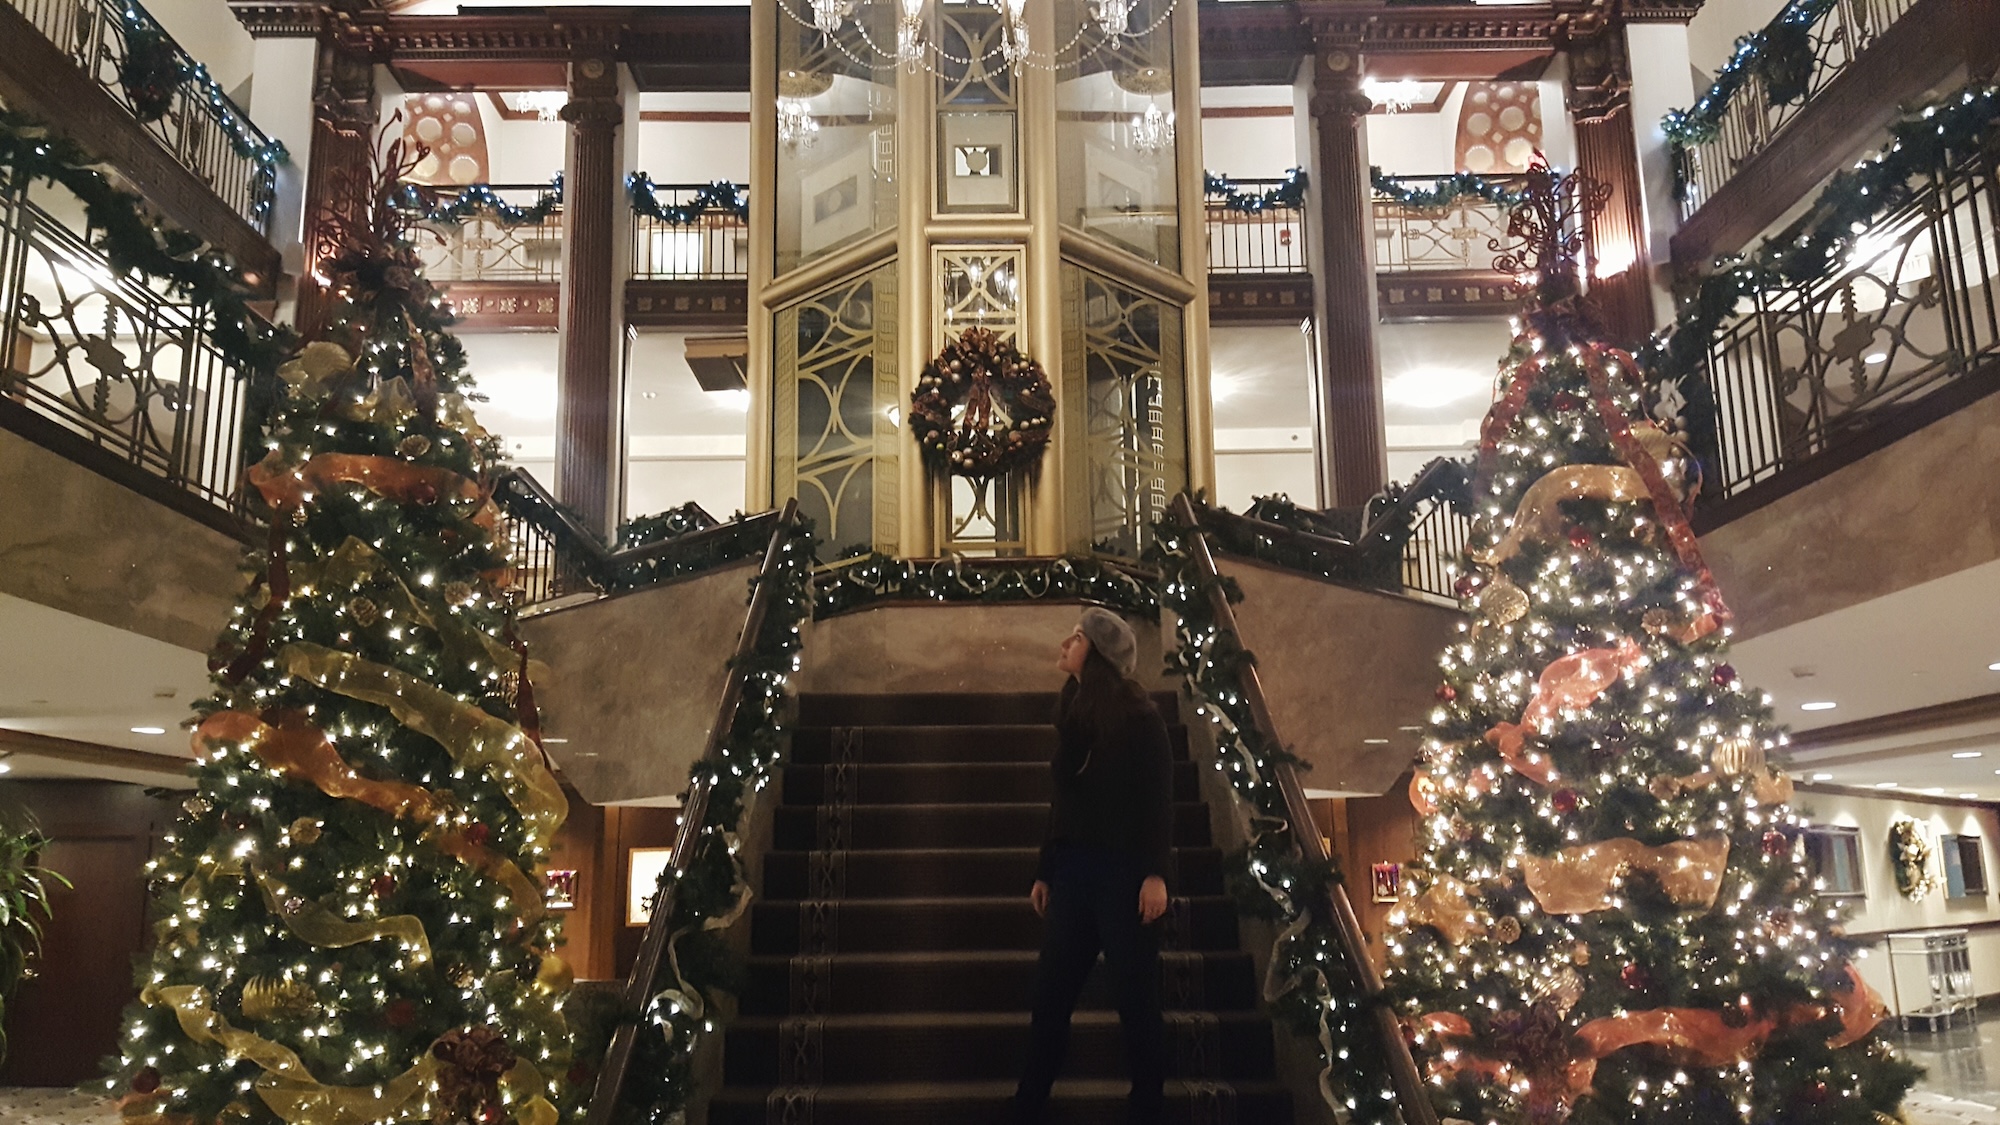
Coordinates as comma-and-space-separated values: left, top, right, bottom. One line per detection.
408, 185, 565, 284
0, 187, 260, 520
1674, 0, 1919, 220
1692, 145, 2000, 504
4, 0, 279, 232
631, 185, 751, 280
1205, 180, 1309, 274
1372, 175, 1522, 272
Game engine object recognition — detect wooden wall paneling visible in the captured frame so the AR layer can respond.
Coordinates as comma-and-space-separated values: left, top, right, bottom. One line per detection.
1338, 777, 1419, 977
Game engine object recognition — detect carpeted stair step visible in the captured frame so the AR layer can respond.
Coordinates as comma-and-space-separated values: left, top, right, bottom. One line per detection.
781, 761, 1202, 805
762, 847, 1225, 900
749, 895, 1242, 955
791, 723, 1190, 765
722, 1009, 1278, 1086
707, 1078, 1292, 1125
771, 802, 1211, 851
738, 949, 1257, 1016
799, 692, 1180, 728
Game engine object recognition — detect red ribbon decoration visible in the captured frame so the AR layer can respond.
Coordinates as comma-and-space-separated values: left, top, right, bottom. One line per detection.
213, 516, 292, 685
1473, 351, 1546, 493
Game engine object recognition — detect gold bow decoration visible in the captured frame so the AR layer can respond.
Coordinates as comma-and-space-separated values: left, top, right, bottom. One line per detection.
1519, 835, 1730, 915
1485, 638, 1647, 787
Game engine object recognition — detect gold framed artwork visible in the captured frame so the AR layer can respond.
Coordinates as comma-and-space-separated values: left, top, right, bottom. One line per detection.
544, 868, 578, 911
1370, 862, 1402, 904
627, 847, 674, 927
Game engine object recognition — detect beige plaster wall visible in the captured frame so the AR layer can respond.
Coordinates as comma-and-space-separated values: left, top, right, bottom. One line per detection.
1700, 388, 2000, 640
1220, 558, 1462, 797
799, 602, 1170, 696
520, 560, 757, 804
0, 430, 245, 653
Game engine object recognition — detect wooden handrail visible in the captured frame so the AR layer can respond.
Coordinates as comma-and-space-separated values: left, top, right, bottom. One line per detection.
583, 498, 801, 1125
1170, 493, 1439, 1125
494, 467, 781, 594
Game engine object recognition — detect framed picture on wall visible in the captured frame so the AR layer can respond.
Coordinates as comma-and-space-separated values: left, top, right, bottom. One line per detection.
544, 869, 578, 911
938, 111, 1017, 213
627, 847, 674, 927
1370, 862, 1402, 904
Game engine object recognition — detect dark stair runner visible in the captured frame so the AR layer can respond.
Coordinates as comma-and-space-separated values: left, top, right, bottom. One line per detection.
709, 691, 1295, 1125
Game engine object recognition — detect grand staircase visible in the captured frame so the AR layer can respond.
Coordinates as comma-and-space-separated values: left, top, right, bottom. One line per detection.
706, 691, 1295, 1125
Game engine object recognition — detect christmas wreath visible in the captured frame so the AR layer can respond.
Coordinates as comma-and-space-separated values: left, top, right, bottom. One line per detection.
1889, 818, 1939, 900
911, 326, 1056, 479
118, 16, 190, 124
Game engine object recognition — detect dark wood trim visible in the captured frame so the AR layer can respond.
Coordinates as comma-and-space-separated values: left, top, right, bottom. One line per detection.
1376, 269, 1516, 319
625, 279, 751, 328
1791, 694, 2000, 752
0, 398, 256, 544
1793, 780, 2000, 812
1202, 105, 1296, 119
0, 728, 192, 777
1845, 918, 2000, 942
640, 110, 751, 124
1670, 0, 1999, 269
1208, 273, 1315, 323
437, 280, 561, 330
0, 2, 282, 289
1693, 357, 2000, 533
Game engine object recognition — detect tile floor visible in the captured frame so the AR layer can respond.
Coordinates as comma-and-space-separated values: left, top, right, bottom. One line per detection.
0, 1031, 1995, 1124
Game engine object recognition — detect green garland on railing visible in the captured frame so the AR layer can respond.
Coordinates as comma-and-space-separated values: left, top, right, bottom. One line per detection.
620, 518, 815, 1124
1204, 167, 1308, 213
1641, 82, 2000, 469
812, 551, 1160, 618
116, 9, 189, 124
627, 173, 750, 224
0, 109, 293, 395
1148, 512, 1403, 1125
617, 501, 721, 550
393, 175, 563, 227
1662, 0, 1842, 148
1369, 167, 1526, 209
116, 2, 288, 172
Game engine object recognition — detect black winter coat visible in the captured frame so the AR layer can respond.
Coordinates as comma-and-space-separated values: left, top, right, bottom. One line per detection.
1035, 678, 1174, 884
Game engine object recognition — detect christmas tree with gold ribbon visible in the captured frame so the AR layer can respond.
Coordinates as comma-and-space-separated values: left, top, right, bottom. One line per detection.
1384, 160, 1918, 1125
110, 128, 573, 1125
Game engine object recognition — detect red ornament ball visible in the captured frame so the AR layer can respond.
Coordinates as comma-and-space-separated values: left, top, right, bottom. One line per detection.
1620, 963, 1651, 990
1712, 664, 1739, 687
1453, 572, 1486, 600
385, 997, 418, 1028
1567, 526, 1596, 551
1435, 683, 1457, 703
409, 481, 439, 505
1762, 829, 1790, 857
1551, 789, 1579, 815
371, 873, 397, 899
132, 1067, 161, 1095
1551, 392, 1582, 413
464, 823, 491, 847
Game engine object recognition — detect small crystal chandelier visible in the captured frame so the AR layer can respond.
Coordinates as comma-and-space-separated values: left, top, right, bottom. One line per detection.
1130, 101, 1175, 158
998, 0, 1030, 68
1089, 0, 1133, 40
513, 91, 568, 121
1362, 77, 1424, 114
777, 98, 820, 148
896, 0, 926, 71
809, 0, 855, 38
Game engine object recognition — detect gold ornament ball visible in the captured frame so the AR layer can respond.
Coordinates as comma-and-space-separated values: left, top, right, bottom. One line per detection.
289, 817, 322, 845
397, 433, 432, 459
1571, 941, 1591, 965
347, 596, 381, 627
534, 954, 575, 995
1479, 579, 1530, 625
1494, 916, 1523, 944
1711, 737, 1765, 776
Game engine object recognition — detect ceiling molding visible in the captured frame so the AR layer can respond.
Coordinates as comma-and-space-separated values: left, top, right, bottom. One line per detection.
1791, 692, 2000, 752
1793, 779, 1999, 812
0, 727, 192, 777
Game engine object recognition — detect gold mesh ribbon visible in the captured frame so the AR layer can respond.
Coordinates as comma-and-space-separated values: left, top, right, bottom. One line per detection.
275, 642, 566, 841
1485, 638, 1646, 787
292, 537, 541, 680
1469, 464, 1648, 565
1520, 835, 1730, 915
141, 985, 557, 1125
249, 452, 500, 532
1391, 872, 1487, 945
255, 871, 433, 962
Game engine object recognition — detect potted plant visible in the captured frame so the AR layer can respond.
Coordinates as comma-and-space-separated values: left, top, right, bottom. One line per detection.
0, 820, 68, 1063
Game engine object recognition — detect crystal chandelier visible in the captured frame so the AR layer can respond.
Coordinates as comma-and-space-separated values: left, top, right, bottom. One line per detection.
897, 0, 926, 71
512, 91, 568, 121
810, 0, 855, 37
788, 0, 1172, 75
777, 97, 820, 148
998, 0, 1030, 68
1129, 100, 1175, 158
1089, 0, 1132, 39
1362, 77, 1424, 114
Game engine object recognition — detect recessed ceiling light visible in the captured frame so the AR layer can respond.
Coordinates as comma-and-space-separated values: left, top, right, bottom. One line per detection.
1924, 787, 1946, 796
1399, 726, 1423, 732
1952, 751, 1983, 759
1800, 701, 1837, 711
1362, 738, 1389, 745
1864, 352, 1888, 364
1875, 781, 1900, 789
1989, 661, 2000, 671
0, 762, 11, 775
131, 726, 167, 735
1811, 773, 1833, 781
1962, 793, 1979, 799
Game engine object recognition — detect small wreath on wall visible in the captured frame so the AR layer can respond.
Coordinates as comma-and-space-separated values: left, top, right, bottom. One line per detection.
911, 326, 1056, 480
1889, 818, 1939, 900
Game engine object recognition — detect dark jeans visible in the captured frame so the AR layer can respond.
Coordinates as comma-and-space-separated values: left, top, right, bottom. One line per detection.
1012, 843, 1166, 1125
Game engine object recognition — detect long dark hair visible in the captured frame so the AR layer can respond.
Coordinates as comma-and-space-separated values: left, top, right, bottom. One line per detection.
1059, 646, 1149, 741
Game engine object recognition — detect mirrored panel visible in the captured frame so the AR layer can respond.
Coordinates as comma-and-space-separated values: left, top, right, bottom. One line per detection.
1054, 0, 1179, 269
1061, 263, 1184, 557
775, 5, 900, 274
774, 264, 900, 556
936, 1, 1019, 214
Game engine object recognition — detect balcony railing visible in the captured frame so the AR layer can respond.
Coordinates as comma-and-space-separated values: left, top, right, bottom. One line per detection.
5, 0, 279, 233
1204, 180, 1308, 274
630, 183, 750, 280
1674, 0, 1918, 221
1695, 145, 2000, 503
0, 187, 260, 520
408, 184, 565, 284
1373, 175, 1522, 273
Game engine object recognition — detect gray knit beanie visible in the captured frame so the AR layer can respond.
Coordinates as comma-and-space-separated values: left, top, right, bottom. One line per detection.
1078, 607, 1139, 680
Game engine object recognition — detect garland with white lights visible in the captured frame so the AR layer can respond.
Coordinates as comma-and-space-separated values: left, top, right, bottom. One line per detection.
1370, 167, 1526, 210
394, 176, 564, 227
1148, 513, 1405, 1125
812, 551, 1159, 618
1662, 0, 1841, 149
1204, 167, 1308, 213
626, 173, 749, 224
1641, 83, 2000, 481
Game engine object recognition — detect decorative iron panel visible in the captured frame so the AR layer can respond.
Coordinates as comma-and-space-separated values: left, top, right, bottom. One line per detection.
1061, 263, 1185, 558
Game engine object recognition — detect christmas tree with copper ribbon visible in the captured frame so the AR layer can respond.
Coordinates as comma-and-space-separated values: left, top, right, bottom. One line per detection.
109, 125, 575, 1125
1382, 159, 1918, 1125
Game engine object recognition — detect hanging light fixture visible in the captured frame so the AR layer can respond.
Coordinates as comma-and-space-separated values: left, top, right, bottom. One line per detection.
1130, 101, 1175, 157
511, 91, 568, 121
1362, 77, 1425, 114
1089, 0, 1133, 40
897, 0, 926, 71
777, 97, 820, 148
809, 0, 855, 38
780, 0, 1182, 76
998, 0, 1031, 68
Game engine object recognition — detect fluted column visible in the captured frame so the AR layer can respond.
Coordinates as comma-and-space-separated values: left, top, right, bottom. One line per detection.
1303, 44, 1386, 508
556, 46, 623, 537
1558, 8, 1654, 347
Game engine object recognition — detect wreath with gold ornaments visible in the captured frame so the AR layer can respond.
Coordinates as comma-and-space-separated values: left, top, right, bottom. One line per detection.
911, 327, 1056, 479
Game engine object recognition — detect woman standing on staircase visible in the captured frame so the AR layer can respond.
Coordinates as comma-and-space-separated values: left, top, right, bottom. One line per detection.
1012, 607, 1173, 1125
